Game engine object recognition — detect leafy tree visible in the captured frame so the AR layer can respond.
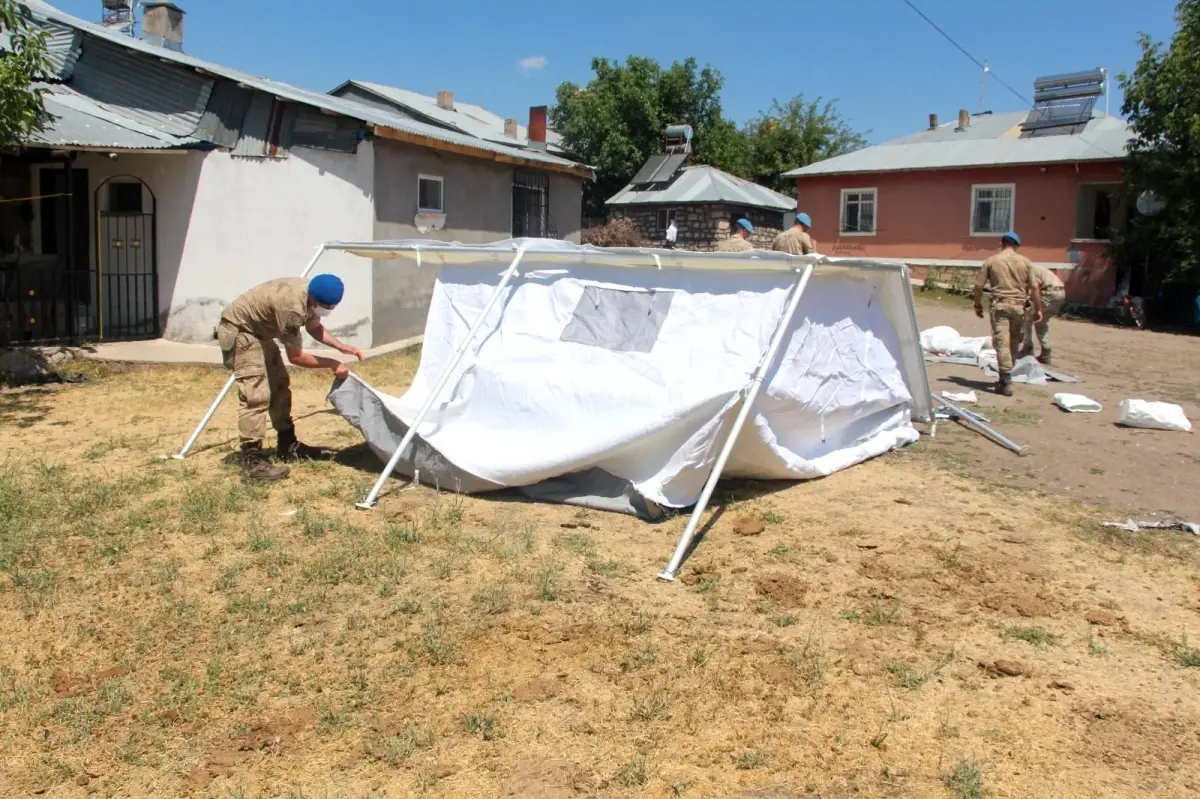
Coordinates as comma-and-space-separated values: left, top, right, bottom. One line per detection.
742, 96, 867, 195
551, 56, 749, 217
1117, 0, 1200, 292
0, 0, 50, 147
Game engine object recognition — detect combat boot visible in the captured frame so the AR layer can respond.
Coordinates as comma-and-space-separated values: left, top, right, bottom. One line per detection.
1036, 349, 1052, 366
996, 374, 1014, 397
240, 442, 290, 482
276, 425, 325, 463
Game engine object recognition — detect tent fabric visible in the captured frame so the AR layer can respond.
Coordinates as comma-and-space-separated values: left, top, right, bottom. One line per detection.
328, 239, 928, 517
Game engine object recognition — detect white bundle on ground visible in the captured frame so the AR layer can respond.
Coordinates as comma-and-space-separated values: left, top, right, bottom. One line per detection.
1053, 393, 1102, 413
920, 326, 994, 360
1117, 399, 1192, 432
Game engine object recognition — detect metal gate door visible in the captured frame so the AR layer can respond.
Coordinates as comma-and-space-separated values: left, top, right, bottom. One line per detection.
512, 170, 555, 239
95, 176, 159, 341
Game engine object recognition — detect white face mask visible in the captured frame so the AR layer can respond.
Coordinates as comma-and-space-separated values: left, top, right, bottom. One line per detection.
314, 306, 334, 318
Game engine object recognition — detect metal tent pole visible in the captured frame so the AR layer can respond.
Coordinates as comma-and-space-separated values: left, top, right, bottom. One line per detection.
658, 263, 815, 581
168, 244, 329, 460
356, 246, 527, 509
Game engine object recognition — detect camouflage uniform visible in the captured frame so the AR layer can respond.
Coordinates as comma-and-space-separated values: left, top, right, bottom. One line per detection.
216, 278, 315, 443
716, 235, 753, 253
771, 227, 815, 255
974, 250, 1035, 377
1020, 265, 1066, 362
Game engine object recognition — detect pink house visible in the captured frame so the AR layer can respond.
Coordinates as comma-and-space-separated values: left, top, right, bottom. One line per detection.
785, 74, 1132, 307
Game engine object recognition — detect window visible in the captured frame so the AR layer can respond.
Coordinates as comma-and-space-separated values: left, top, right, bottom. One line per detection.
1076, 183, 1120, 240
561, 286, 674, 354
417, 175, 444, 214
656, 208, 676, 231
839, 188, 876, 235
107, 182, 143, 214
970, 184, 1014, 236
513, 170, 551, 238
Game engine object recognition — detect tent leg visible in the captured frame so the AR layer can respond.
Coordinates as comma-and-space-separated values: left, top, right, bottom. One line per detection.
657, 264, 815, 582
356, 247, 527, 510
165, 244, 329, 460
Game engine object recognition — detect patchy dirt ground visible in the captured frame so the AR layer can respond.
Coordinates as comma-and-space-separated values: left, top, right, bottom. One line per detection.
1, 308, 1198, 798
916, 292, 1200, 521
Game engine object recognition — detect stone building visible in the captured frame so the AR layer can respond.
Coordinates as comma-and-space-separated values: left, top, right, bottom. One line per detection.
607, 165, 797, 251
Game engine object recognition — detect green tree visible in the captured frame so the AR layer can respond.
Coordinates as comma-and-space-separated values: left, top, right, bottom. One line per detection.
0, 0, 50, 147
742, 96, 867, 195
1117, 0, 1200, 292
551, 56, 749, 217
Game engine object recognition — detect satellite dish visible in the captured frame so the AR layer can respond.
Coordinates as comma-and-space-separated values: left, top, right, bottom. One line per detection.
1137, 190, 1166, 216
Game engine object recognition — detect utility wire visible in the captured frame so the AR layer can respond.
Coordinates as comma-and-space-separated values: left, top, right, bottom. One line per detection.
899, 0, 1031, 107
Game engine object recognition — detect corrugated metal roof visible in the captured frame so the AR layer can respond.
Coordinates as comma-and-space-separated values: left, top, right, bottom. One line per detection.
335, 80, 571, 155
28, 83, 203, 149
24, 1, 589, 174
43, 20, 81, 78
607, 165, 797, 211
784, 111, 1131, 177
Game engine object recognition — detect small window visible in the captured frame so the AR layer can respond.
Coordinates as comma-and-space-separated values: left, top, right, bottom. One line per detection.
840, 188, 876, 235
418, 175, 444, 214
971, 184, 1014, 235
561, 285, 674, 354
657, 208, 676, 231
108, 182, 143, 213
1076, 183, 1119, 240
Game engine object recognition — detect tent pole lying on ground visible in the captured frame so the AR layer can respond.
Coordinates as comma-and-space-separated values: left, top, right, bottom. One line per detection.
355, 246, 528, 510
933, 395, 1029, 456
657, 263, 815, 582
168, 244, 329, 460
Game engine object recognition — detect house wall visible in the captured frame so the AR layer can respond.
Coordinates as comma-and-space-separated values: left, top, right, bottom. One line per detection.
550, 173, 583, 243
60, 142, 376, 346
795, 161, 1124, 306
611, 204, 785, 251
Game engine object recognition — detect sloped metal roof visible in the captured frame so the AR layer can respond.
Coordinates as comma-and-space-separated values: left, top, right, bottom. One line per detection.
23, 1, 589, 174
28, 83, 204, 149
333, 80, 571, 156
607, 165, 797, 211
784, 111, 1131, 177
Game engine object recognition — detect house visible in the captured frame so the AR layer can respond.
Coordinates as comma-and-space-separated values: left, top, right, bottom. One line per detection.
783, 70, 1132, 307
607, 126, 796, 250
0, 1, 590, 348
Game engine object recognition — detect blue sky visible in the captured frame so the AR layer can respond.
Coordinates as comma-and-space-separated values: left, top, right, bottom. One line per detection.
54, 0, 1178, 144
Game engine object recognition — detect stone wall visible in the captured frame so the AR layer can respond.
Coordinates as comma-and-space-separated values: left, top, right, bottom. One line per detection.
611, 203, 785, 252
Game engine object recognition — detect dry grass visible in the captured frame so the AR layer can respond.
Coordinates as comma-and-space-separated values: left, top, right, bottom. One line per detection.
1, 348, 1199, 797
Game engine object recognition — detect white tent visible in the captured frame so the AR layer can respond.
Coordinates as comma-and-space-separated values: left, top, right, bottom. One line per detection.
171, 238, 932, 580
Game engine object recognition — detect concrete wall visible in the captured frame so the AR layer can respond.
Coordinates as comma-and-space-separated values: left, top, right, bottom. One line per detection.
550, 173, 583, 243
54, 143, 377, 346
795, 162, 1124, 305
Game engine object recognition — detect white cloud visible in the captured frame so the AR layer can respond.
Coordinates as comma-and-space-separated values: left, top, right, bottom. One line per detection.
518, 55, 548, 74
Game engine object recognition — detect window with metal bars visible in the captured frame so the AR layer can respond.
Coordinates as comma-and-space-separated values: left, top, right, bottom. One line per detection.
512, 170, 551, 238
971, 184, 1014, 235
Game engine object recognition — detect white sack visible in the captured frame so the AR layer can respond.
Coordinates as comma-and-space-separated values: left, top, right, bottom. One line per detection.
1117, 399, 1192, 432
920, 326, 994, 359
1053, 393, 1102, 413
942, 391, 978, 403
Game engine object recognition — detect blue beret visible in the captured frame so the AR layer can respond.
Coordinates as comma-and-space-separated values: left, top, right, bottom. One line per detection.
308, 274, 344, 306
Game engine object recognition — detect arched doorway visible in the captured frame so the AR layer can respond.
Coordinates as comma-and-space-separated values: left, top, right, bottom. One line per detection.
94, 175, 158, 340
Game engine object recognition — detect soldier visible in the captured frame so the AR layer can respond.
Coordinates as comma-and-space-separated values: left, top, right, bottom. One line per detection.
1019, 264, 1066, 365
215, 273, 364, 482
973, 231, 1043, 396
716, 218, 754, 252
772, 212, 816, 255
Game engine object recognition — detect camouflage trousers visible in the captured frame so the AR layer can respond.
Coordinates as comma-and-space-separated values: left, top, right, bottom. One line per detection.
1020, 289, 1066, 355
217, 321, 293, 443
989, 301, 1025, 375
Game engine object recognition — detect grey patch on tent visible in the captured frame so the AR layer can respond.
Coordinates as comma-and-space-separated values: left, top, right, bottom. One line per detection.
981, 355, 1083, 385
327, 377, 665, 520
560, 286, 674, 354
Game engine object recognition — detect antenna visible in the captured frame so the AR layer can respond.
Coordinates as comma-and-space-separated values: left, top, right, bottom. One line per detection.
101, 0, 136, 37
978, 57, 989, 114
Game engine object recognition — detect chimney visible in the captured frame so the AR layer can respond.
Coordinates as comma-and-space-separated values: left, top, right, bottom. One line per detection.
528, 105, 547, 149
928, 113, 938, 130
503, 118, 518, 138
957, 108, 970, 131
436, 90, 455, 112
141, 1, 185, 52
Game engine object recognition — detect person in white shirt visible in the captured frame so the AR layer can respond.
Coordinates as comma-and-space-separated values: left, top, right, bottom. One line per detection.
665, 219, 678, 248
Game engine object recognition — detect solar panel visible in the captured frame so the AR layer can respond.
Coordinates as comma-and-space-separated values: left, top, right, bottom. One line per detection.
647, 152, 687, 184
1021, 95, 1097, 133
632, 155, 668, 184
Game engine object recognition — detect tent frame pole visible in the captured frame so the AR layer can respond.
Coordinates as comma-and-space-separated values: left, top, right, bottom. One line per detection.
657, 263, 815, 582
356, 247, 527, 510
168, 244, 329, 460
